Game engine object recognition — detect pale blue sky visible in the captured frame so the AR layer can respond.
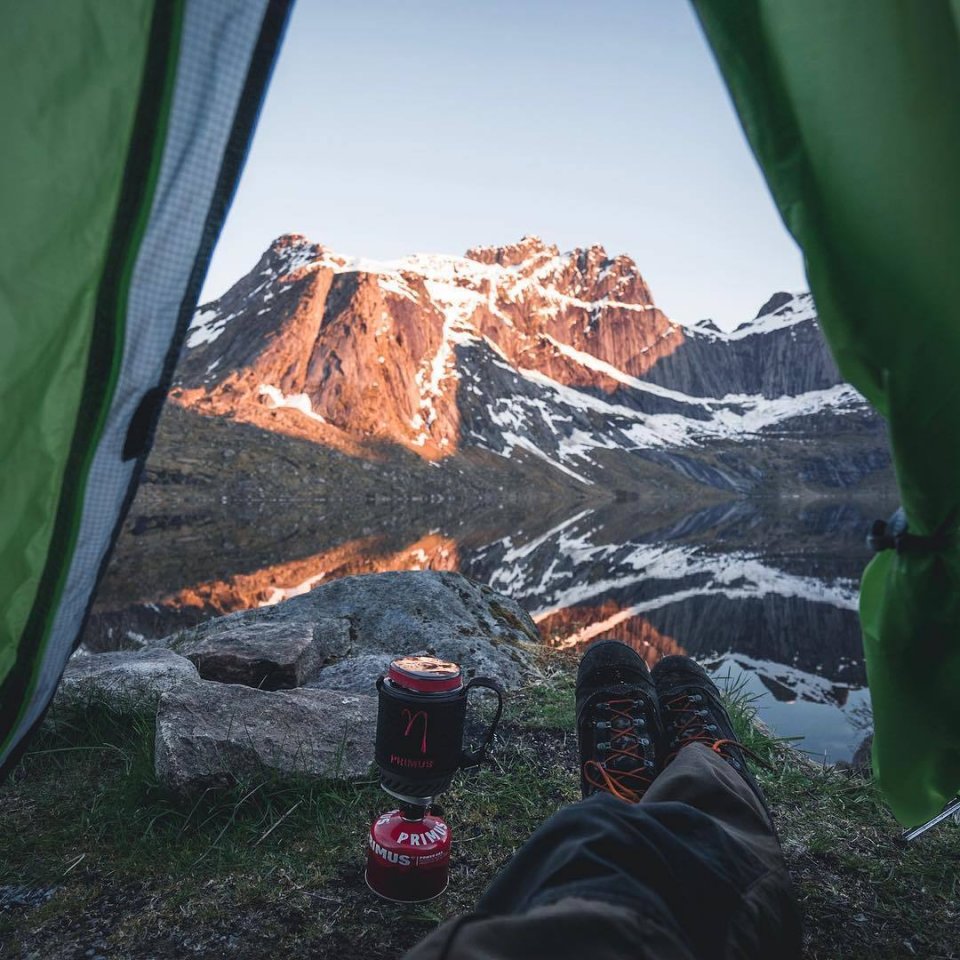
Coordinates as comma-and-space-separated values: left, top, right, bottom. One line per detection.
203, 1, 806, 328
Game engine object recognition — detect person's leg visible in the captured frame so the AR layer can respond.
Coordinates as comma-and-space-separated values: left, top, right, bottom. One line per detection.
404, 896, 697, 960
403, 646, 800, 960
644, 655, 802, 958
466, 746, 797, 960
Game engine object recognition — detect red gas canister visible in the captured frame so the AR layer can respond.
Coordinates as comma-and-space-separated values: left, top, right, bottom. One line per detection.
365, 806, 451, 902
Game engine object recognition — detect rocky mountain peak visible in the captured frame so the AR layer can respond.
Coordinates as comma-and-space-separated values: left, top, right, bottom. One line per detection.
728, 292, 815, 338
464, 235, 559, 268
574, 242, 611, 271
271, 232, 313, 253
172, 235, 858, 482
461, 237, 651, 305
693, 319, 723, 334
263, 233, 326, 275
755, 291, 799, 319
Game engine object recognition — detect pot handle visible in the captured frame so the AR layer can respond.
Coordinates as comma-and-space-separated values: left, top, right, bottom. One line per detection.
460, 677, 505, 768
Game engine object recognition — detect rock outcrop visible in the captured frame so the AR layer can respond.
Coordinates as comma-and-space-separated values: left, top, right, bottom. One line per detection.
155, 682, 377, 796
59, 573, 540, 797
55, 572, 539, 796
161, 570, 542, 693
54, 649, 199, 711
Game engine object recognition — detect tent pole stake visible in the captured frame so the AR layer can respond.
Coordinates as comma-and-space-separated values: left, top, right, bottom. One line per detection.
902, 797, 960, 842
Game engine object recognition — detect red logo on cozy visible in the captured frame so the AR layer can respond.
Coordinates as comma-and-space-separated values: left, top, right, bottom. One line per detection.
401, 708, 429, 753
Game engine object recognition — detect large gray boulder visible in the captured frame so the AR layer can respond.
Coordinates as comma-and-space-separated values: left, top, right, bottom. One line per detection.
161, 571, 542, 691
55, 649, 199, 711
155, 681, 376, 796
305, 653, 398, 694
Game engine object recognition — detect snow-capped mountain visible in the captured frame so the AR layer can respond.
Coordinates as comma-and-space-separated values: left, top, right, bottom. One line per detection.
171, 234, 883, 489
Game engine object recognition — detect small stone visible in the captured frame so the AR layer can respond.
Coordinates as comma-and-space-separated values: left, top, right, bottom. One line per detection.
54, 649, 198, 712
175, 621, 332, 690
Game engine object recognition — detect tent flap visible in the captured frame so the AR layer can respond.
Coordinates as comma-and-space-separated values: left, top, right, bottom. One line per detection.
0, 0, 292, 777
694, 0, 960, 823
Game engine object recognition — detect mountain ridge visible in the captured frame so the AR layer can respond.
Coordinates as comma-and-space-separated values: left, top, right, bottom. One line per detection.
171, 233, 886, 490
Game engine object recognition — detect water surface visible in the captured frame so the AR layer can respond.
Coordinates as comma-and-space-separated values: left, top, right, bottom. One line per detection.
91, 495, 888, 762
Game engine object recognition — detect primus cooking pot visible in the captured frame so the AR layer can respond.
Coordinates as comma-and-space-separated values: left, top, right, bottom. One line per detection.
374, 656, 504, 802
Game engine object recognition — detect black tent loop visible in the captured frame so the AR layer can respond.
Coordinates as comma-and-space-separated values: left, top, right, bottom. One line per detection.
868, 508, 958, 556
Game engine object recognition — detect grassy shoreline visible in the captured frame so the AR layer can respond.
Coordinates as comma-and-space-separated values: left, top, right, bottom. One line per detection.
2, 657, 958, 959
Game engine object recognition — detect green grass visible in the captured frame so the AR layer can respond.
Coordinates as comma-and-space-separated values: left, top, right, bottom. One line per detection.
720, 676, 960, 959
1, 661, 958, 959
0, 684, 578, 959
511, 661, 576, 732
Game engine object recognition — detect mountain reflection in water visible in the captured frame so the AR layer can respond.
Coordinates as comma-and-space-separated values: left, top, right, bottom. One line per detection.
90, 497, 887, 763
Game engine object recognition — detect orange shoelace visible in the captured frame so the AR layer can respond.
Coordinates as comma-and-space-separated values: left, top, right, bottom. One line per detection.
582, 698, 655, 803
662, 694, 771, 769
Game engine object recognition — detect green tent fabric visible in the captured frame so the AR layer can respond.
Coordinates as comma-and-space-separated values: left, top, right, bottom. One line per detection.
694, 0, 960, 824
0, 0, 291, 778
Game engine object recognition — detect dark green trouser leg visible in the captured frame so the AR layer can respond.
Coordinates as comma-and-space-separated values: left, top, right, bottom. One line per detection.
404, 744, 801, 960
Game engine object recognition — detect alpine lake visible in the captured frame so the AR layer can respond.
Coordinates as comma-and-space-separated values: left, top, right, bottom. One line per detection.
88, 485, 895, 765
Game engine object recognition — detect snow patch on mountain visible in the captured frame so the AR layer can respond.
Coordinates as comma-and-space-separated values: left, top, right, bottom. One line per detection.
539, 335, 707, 406
466, 352, 865, 474
678, 292, 817, 340
258, 384, 325, 423
187, 307, 235, 348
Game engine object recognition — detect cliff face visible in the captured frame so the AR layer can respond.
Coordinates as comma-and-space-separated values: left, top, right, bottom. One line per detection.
174, 234, 683, 460
461, 236, 682, 386
171, 233, 888, 490
640, 292, 842, 398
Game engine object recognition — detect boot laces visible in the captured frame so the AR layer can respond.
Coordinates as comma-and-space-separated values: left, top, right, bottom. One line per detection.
663, 692, 769, 770
583, 698, 655, 802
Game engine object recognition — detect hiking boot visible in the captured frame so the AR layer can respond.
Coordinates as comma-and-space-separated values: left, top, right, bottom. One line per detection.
651, 655, 768, 811
576, 640, 661, 802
